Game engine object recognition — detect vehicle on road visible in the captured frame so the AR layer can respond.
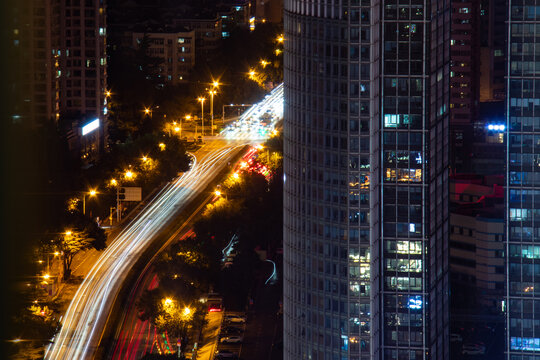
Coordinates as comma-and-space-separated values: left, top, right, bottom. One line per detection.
220, 335, 244, 344
462, 343, 486, 355
450, 333, 463, 342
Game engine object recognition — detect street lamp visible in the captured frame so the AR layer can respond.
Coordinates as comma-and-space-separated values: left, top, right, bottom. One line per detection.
208, 89, 217, 136
143, 107, 152, 118
82, 189, 97, 215
198, 97, 206, 135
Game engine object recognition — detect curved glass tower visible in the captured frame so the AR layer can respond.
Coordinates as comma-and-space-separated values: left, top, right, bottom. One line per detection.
283, 1, 450, 359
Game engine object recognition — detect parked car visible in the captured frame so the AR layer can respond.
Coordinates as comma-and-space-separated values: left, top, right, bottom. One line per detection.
462, 343, 486, 355
214, 350, 238, 359
222, 326, 243, 335
225, 315, 246, 324
450, 333, 463, 342
220, 335, 244, 344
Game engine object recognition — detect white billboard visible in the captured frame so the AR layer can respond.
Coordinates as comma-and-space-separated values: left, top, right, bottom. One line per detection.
82, 118, 100, 136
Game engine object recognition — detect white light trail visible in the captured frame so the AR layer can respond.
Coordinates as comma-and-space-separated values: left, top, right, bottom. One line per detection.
45, 85, 284, 360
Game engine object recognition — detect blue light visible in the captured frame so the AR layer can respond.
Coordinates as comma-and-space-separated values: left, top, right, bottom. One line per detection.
486, 124, 506, 132
408, 296, 423, 310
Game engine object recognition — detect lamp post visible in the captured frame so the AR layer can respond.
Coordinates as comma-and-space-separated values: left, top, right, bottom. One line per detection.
82, 189, 97, 215
208, 89, 217, 136
198, 97, 206, 135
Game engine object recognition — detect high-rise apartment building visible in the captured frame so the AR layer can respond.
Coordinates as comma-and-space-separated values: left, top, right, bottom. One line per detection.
10, 0, 108, 161
59, 0, 108, 161
506, 1, 540, 357
283, 1, 450, 359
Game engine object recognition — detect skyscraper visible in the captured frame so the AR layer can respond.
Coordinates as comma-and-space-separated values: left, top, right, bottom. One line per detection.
283, 1, 450, 359
506, 1, 540, 357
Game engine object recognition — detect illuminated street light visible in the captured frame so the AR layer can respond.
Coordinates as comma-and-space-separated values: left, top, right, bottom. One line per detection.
158, 143, 166, 151
208, 89, 218, 136
275, 48, 282, 55
198, 97, 206, 135
214, 190, 222, 197
142, 156, 148, 162
212, 80, 220, 88
110, 178, 118, 187
143, 107, 151, 116
105, 90, 111, 97
164, 298, 173, 306
82, 189, 98, 215
260, 59, 270, 68
124, 170, 135, 180
277, 34, 284, 43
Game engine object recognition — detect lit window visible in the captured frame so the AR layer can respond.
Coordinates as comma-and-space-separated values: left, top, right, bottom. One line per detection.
178, 38, 184, 43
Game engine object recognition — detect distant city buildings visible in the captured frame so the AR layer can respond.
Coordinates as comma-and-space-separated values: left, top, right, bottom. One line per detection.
130, 29, 196, 84
10, 0, 108, 164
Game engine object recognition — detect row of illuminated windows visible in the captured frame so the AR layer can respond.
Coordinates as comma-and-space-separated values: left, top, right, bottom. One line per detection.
385, 276, 422, 291
384, 240, 422, 255
510, 336, 540, 352
385, 259, 423, 273
509, 208, 540, 221
384, 168, 422, 183
509, 171, 540, 185
510, 244, 540, 259
384, 150, 423, 167
384, 294, 424, 311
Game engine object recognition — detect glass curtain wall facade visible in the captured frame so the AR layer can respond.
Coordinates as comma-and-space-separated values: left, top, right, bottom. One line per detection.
506, 1, 540, 358
283, 1, 449, 359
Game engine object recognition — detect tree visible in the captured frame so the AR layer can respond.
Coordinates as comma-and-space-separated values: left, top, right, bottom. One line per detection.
51, 212, 107, 280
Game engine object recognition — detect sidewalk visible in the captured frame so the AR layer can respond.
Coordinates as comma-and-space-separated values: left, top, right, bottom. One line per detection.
193, 311, 223, 360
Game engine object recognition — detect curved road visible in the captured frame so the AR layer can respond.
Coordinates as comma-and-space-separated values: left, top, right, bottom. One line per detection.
45, 141, 246, 359
45, 84, 284, 360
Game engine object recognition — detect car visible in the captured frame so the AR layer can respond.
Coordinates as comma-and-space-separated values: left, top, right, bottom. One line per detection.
462, 343, 486, 355
225, 315, 246, 324
220, 335, 244, 344
214, 350, 238, 359
450, 333, 463, 342
221, 326, 243, 335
